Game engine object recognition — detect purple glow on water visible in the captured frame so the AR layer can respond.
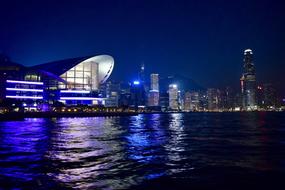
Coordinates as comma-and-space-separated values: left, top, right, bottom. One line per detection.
0, 119, 48, 183
0, 113, 285, 189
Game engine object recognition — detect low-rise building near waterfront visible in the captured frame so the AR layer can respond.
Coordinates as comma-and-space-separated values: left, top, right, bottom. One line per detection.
0, 55, 114, 110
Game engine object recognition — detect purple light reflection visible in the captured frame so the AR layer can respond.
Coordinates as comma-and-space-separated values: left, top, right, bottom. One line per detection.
0, 119, 48, 183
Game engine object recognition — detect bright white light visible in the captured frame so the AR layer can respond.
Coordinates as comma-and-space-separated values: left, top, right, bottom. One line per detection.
6, 80, 43, 85
60, 90, 90, 94
33, 103, 37, 106
60, 97, 104, 100
6, 88, 43, 92
170, 84, 177, 88
244, 49, 253, 54
133, 81, 140, 85
6, 95, 43, 99
23, 103, 27, 106
234, 107, 241, 111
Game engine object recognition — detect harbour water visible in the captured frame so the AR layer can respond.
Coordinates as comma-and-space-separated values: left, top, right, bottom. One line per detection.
0, 112, 285, 189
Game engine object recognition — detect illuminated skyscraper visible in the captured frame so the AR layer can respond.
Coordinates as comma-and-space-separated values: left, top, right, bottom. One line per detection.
207, 88, 220, 111
136, 63, 147, 106
105, 81, 120, 107
240, 49, 257, 110
148, 91, 159, 107
257, 83, 278, 109
150, 74, 159, 91
184, 91, 199, 111
169, 84, 179, 110
148, 73, 159, 107
130, 80, 146, 108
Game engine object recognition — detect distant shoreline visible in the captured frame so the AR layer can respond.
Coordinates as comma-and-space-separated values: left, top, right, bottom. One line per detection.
0, 112, 138, 121
0, 110, 284, 121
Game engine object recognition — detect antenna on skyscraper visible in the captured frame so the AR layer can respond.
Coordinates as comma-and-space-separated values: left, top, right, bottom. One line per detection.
139, 61, 145, 83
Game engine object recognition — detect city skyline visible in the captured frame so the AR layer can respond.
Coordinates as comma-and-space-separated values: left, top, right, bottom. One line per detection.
0, 0, 284, 95
1, 48, 283, 97
1, 1, 285, 189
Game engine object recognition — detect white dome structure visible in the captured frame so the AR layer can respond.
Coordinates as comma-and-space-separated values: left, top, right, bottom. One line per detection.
31, 55, 114, 91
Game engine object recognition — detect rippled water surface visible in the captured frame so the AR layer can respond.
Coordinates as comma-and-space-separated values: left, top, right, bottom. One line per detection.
1, 112, 285, 189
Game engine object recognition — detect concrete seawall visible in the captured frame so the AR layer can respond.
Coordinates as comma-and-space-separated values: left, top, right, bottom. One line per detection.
0, 112, 138, 121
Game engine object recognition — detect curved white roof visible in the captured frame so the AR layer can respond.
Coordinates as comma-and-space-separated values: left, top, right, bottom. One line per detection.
81, 55, 114, 84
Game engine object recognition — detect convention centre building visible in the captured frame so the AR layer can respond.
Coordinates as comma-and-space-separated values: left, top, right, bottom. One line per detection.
0, 55, 114, 109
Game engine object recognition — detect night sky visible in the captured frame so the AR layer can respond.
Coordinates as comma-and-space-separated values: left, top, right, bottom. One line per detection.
0, 0, 284, 94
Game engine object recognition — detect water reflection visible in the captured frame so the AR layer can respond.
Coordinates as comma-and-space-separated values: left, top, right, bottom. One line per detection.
0, 113, 285, 189
164, 114, 190, 174
0, 119, 49, 183
126, 114, 167, 180
45, 117, 128, 189
127, 114, 165, 161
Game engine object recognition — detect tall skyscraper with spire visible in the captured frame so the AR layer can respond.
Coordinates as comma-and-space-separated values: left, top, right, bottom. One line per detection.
135, 62, 146, 106
240, 49, 257, 110
139, 62, 145, 83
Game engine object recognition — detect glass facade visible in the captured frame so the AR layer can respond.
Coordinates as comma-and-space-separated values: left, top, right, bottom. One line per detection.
24, 74, 41, 82
241, 49, 257, 110
1, 55, 114, 106
5, 80, 44, 101
59, 61, 99, 90
169, 84, 179, 110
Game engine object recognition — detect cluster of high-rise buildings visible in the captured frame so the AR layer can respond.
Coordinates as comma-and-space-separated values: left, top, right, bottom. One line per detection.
99, 49, 282, 112
0, 49, 283, 112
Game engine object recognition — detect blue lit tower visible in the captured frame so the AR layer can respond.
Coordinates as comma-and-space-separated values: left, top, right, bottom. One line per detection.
240, 49, 257, 110
137, 62, 147, 106
131, 80, 145, 110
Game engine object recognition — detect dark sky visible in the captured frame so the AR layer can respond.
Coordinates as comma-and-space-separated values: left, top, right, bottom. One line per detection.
0, 0, 285, 94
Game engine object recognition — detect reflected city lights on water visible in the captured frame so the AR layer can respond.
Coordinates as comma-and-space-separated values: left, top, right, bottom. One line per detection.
0, 113, 285, 189
44, 117, 129, 189
164, 113, 190, 174
0, 119, 48, 181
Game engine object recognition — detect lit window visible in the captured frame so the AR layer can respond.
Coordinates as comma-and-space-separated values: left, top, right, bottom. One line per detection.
75, 78, 83, 84
67, 71, 75, 77
76, 71, 84, 78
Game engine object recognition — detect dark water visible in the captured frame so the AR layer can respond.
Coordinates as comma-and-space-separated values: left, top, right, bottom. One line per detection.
1, 112, 285, 190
